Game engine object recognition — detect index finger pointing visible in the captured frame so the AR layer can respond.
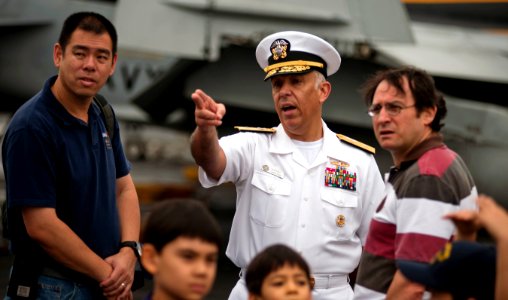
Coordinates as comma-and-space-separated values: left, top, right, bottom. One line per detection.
191, 89, 206, 109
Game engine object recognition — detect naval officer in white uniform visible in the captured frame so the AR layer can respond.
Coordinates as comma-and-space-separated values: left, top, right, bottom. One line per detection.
190, 31, 385, 300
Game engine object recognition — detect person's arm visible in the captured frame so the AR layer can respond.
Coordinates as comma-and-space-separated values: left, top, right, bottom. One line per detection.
190, 89, 227, 180
386, 270, 425, 300
476, 195, 508, 300
116, 174, 140, 244
22, 207, 113, 281
496, 239, 508, 300
357, 154, 385, 243
100, 174, 140, 299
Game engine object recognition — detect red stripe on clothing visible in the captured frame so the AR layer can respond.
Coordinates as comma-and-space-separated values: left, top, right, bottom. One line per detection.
364, 219, 396, 260
395, 232, 450, 262
417, 146, 456, 177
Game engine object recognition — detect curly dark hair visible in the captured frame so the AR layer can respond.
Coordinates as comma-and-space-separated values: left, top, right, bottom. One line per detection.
361, 66, 447, 132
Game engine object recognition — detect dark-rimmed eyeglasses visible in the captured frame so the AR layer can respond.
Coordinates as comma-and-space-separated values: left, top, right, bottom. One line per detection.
367, 103, 416, 117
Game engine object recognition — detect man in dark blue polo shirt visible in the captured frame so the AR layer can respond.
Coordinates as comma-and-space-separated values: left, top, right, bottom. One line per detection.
2, 12, 140, 299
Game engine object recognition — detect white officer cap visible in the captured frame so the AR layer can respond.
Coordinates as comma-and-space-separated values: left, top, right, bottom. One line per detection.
256, 31, 341, 81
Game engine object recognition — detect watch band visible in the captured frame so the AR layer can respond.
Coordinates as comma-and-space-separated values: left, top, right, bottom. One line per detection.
120, 241, 142, 259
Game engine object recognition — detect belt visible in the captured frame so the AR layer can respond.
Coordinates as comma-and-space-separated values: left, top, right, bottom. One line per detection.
240, 269, 348, 290
310, 274, 349, 289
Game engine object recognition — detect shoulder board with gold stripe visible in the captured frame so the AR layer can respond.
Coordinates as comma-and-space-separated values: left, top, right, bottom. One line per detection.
234, 126, 276, 133
336, 134, 375, 154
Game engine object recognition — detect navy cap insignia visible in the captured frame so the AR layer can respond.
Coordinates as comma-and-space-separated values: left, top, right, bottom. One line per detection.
270, 39, 289, 61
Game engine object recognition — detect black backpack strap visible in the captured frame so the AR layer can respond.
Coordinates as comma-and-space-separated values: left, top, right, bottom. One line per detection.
93, 94, 115, 141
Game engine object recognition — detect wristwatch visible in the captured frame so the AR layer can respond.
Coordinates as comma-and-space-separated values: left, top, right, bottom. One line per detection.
120, 241, 142, 259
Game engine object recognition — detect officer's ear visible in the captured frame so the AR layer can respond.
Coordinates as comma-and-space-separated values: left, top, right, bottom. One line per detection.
318, 80, 331, 104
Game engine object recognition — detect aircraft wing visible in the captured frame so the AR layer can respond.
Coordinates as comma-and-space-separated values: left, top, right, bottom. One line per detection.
115, 0, 414, 61
372, 22, 508, 84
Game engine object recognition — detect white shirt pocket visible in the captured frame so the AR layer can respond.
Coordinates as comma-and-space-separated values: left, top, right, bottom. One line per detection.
320, 187, 359, 241
249, 170, 291, 227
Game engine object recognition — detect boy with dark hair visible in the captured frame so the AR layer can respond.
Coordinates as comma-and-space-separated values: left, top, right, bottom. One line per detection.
246, 244, 312, 300
140, 199, 223, 300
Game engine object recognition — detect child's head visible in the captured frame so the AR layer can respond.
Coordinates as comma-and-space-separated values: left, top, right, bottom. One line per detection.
246, 244, 312, 300
140, 199, 223, 300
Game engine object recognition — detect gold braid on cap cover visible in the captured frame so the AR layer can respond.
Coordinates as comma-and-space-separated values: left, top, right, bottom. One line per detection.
264, 60, 324, 73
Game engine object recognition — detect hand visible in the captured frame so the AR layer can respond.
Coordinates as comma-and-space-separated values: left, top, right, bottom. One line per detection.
99, 248, 137, 299
191, 89, 226, 128
477, 194, 508, 242
443, 209, 479, 241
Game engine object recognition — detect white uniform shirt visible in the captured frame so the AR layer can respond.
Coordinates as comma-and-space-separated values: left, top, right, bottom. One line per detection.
199, 121, 385, 274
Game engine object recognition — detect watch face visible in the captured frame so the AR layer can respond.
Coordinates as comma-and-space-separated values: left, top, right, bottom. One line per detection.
136, 242, 142, 256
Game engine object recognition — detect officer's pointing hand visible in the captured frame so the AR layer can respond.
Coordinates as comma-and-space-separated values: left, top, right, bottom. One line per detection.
191, 89, 226, 128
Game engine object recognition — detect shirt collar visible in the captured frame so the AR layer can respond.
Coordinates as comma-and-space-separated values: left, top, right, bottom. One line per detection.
270, 120, 330, 154
397, 134, 445, 171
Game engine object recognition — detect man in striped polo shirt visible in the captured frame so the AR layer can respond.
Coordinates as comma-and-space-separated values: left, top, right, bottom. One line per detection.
353, 66, 477, 299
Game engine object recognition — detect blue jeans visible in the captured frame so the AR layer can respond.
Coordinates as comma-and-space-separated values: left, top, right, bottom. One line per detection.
4, 275, 104, 300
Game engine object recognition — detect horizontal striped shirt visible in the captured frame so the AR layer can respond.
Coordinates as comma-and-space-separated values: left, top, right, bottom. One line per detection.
354, 135, 477, 299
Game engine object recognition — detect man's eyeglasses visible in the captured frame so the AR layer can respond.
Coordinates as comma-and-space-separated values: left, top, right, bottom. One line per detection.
367, 103, 416, 117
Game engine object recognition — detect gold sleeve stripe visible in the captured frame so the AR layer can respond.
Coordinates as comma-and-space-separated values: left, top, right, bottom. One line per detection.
336, 134, 376, 154
234, 126, 277, 133
263, 60, 324, 73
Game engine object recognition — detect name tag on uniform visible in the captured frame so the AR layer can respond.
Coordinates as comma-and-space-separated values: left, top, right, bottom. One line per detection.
261, 164, 284, 179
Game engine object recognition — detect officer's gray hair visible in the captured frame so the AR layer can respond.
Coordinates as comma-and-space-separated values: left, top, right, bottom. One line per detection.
314, 71, 326, 89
